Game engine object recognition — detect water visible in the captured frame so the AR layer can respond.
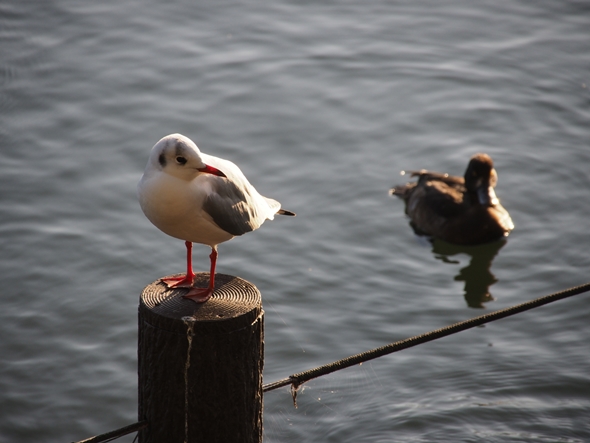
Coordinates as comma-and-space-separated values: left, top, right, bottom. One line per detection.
1, 0, 589, 441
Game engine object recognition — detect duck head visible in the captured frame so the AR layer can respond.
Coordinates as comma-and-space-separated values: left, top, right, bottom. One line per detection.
464, 153, 499, 207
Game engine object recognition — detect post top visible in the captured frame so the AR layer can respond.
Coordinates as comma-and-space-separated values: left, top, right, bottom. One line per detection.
140, 273, 261, 334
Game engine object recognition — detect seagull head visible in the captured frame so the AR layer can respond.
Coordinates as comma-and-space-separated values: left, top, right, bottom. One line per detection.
148, 133, 226, 180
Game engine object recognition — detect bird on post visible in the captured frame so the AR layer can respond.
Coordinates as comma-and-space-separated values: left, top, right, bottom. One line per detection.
390, 153, 514, 245
138, 133, 295, 303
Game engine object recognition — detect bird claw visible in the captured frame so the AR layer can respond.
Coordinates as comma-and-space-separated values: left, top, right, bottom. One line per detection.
160, 275, 195, 288
182, 287, 213, 303
160, 275, 213, 303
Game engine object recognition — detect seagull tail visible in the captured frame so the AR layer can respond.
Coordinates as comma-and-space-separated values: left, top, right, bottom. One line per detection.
277, 208, 296, 217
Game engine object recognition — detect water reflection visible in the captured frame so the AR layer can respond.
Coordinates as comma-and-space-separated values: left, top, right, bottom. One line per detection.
431, 238, 506, 308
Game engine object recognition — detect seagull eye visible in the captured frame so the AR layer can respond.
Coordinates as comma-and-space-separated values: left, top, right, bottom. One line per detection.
176, 156, 187, 165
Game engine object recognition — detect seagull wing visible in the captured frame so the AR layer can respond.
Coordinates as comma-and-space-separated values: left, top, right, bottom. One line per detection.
200, 154, 281, 236
202, 178, 262, 236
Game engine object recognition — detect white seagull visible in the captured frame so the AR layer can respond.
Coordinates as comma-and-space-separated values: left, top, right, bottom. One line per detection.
138, 133, 295, 303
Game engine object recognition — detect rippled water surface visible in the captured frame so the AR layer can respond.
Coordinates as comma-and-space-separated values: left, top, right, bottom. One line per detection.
1, 1, 590, 442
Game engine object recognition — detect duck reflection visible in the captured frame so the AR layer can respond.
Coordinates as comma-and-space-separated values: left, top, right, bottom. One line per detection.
389, 153, 512, 307
431, 238, 506, 308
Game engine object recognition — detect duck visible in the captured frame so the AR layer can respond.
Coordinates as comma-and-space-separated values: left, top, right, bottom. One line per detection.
390, 153, 514, 245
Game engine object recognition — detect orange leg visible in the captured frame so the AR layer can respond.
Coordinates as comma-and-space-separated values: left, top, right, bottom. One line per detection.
183, 247, 217, 303
160, 241, 196, 288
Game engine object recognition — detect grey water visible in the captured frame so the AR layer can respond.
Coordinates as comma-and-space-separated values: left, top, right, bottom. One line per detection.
1, 1, 590, 442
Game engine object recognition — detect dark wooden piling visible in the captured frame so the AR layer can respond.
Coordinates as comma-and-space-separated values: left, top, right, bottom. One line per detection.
138, 272, 263, 443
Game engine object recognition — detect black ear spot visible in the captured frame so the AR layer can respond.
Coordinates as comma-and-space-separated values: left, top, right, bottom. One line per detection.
158, 153, 167, 167
176, 156, 187, 165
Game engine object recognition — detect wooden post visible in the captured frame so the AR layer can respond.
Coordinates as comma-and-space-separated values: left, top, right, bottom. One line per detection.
138, 272, 263, 443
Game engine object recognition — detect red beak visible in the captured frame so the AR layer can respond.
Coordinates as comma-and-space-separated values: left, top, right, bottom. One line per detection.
198, 164, 226, 178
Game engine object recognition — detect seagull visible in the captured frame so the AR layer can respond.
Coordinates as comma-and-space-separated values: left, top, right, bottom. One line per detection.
138, 133, 295, 303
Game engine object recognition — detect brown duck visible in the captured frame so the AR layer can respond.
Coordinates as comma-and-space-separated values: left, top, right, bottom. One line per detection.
390, 153, 514, 245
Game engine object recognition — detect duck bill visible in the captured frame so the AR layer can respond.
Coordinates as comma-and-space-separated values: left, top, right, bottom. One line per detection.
478, 186, 499, 206
198, 164, 227, 178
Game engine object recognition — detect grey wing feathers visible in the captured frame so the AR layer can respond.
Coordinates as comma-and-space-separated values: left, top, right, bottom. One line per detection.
202, 180, 259, 236
203, 194, 257, 236
202, 176, 295, 236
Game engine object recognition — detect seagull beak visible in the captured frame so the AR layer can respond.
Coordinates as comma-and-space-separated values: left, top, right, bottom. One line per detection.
198, 164, 227, 178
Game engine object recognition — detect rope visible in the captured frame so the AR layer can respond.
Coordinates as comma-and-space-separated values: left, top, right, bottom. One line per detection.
71, 421, 147, 443
73, 282, 590, 440
263, 281, 590, 394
